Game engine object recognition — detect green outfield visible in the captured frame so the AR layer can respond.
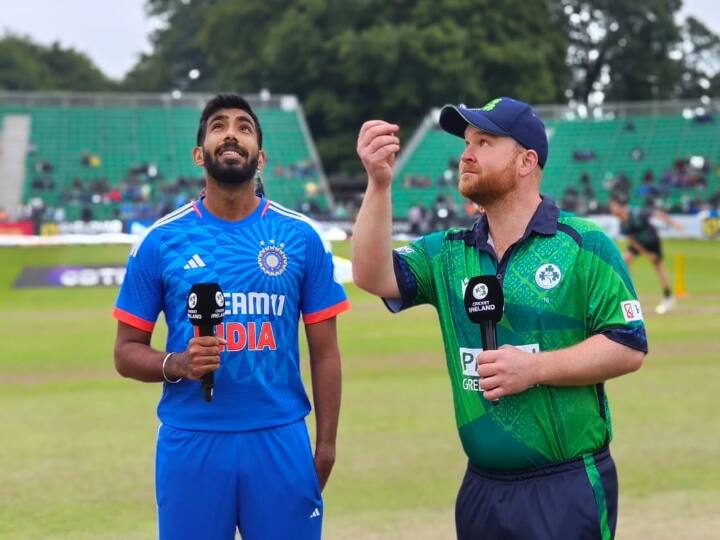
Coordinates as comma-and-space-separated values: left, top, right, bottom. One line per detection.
0, 239, 718, 539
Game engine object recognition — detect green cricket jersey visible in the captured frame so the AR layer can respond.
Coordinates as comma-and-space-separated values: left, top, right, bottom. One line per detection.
387, 197, 647, 471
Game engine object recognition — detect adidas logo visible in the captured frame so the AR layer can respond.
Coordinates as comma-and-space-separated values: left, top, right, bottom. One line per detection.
309, 507, 321, 519
183, 254, 206, 270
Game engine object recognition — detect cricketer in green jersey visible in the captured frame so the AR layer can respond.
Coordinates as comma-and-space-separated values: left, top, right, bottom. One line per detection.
352, 97, 647, 540
609, 192, 683, 315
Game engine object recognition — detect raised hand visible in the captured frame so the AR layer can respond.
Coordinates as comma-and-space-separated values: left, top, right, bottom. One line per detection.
356, 120, 400, 188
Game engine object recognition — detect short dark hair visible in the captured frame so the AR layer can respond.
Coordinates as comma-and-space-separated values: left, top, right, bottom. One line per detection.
196, 94, 263, 148
610, 192, 629, 206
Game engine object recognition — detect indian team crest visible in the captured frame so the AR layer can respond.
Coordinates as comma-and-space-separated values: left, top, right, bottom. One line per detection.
258, 240, 288, 277
535, 263, 562, 289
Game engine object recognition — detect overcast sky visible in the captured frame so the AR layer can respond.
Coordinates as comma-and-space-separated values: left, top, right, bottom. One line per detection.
1, 0, 719, 81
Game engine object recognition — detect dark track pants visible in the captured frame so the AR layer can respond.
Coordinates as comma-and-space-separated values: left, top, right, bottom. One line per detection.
455, 447, 618, 540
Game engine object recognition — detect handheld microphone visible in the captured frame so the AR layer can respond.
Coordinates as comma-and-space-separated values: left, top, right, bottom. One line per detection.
463, 275, 505, 402
187, 282, 225, 402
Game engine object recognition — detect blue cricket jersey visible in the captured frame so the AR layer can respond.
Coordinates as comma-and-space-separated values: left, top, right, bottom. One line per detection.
113, 197, 349, 431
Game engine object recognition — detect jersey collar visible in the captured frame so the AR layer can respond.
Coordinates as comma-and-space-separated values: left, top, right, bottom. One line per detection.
464, 195, 559, 250
194, 195, 265, 226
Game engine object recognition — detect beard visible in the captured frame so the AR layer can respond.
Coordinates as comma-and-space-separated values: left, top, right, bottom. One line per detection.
203, 146, 259, 186
458, 159, 517, 206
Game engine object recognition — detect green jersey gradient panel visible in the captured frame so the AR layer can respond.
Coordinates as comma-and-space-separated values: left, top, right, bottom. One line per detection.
386, 198, 647, 470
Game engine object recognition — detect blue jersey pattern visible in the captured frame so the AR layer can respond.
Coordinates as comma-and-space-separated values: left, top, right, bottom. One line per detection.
114, 197, 349, 431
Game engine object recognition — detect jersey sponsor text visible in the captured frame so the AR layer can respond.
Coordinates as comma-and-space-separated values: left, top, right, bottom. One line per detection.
223, 292, 286, 316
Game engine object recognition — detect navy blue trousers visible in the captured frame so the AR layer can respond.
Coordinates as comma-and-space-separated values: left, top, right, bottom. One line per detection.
455, 447, 617, 540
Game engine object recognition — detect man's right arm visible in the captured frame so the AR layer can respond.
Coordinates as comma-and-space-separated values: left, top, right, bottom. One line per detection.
352, 120, 401, 298
113, 321, 225, 382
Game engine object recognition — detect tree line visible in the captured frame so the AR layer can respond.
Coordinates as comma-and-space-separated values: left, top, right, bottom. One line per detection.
1, 0, 718, 173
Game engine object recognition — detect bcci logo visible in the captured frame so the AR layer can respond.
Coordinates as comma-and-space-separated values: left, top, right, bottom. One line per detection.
472, 283, 489, 300
535, 263, 562, 290
258, 240, 288, 277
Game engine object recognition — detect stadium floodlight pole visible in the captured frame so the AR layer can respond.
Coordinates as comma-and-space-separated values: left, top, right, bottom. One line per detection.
187, 283, 225, 402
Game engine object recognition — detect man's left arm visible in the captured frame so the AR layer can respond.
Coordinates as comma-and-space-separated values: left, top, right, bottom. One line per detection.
305, 317, 342, 491
476, 335, 645, 401
652, 209, 684, 230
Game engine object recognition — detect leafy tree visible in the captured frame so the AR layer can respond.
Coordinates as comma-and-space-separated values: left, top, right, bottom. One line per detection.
674, 16, 720, 98
561, 0, 683, 103
0, 34, 112, 91
122, 0, 216, 92
147, 0, 567, 172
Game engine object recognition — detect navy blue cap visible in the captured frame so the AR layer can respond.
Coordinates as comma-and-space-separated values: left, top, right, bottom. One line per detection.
439, 97, 548, 168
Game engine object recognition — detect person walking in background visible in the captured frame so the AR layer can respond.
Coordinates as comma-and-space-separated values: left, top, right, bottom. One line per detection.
609, 193, 682, 314
352, 97, 647, 539
113, 94, 348, 540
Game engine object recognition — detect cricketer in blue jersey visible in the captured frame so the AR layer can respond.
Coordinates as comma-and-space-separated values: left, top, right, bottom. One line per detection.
113, 94, 348, 540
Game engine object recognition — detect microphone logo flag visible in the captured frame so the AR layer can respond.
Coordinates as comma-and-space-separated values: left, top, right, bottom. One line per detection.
473, 283, 489, 300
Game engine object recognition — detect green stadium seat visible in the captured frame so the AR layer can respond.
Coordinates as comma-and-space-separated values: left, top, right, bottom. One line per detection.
394, 111, 720, 218
1, 100, 328, 218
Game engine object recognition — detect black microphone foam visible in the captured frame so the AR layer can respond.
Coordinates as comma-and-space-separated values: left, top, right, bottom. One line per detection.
187, 283, 225, 402
463, 275, 504, 351
463, 275, 504, 404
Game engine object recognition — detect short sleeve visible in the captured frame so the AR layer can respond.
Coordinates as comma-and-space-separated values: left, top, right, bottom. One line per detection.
584, 230, 648, 352
383, 235, 437, 313
113, 234, 163, 332
301, 226, 349, 324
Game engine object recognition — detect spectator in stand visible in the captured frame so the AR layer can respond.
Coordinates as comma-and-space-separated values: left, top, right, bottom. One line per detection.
693, 111, 714, 124
430, 194, 457, 230
32, 176, 55, 191
438, 156, 459, 187
81, 151, 102, 168
580, 172, 598, 213
403, 174, 431, 188
462, 200, 484, 226
612, 172, 631, 195
708, 188, 720, 210
572, 149, 596, 162
333, 202, 349, 220
34, 158, 54, 173
29, 199, 45, 234
437, 168, 455, 187
671, 158, 689, 187
407, 202, 428, 236
630, 147, 644, 161
560, 186, 580, 213
636, 170, 659, 201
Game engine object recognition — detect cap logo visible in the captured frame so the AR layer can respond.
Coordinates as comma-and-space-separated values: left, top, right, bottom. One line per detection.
480, 98, 502, 112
